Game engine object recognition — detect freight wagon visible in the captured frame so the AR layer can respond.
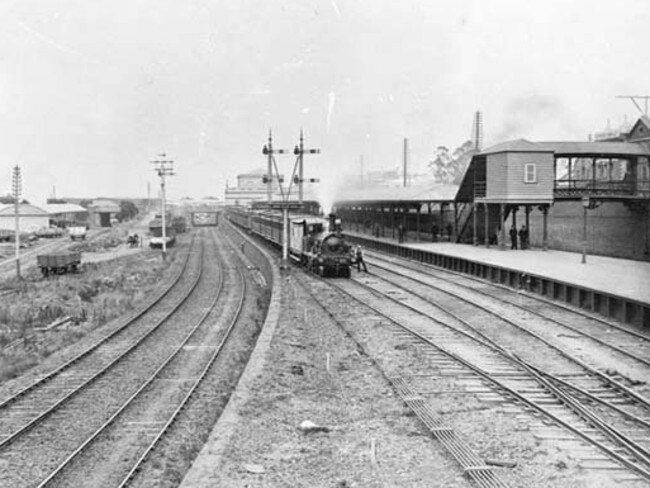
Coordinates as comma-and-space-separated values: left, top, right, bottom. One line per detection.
148, 218, 176, 248
37, 251, 81, 276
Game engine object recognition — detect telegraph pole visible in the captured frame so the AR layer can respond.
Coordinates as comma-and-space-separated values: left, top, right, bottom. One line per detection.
150, 155, 174, 261
403, 138, 408, 187
293, 129, 320, 203
12, 166, 21, 279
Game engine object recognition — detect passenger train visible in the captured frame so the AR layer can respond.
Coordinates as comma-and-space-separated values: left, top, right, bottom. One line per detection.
229, 208, 352, 278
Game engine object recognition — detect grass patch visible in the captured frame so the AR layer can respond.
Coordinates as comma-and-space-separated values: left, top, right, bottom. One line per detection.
0, 236, 186, 384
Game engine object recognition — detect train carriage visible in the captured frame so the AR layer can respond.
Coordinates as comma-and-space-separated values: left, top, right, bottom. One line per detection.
228, 207, 352, 278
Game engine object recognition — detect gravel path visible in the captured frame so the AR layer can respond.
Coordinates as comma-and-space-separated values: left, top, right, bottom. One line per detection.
198, 257, 472, 486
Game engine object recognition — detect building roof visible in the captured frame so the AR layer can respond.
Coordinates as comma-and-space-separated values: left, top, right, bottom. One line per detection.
0, 203, 49, 216
89, 199, 120, 212
42, 203, 88, 214
335, 182, 459, 204
479, 139, 550, 155
480, 139, 650, 157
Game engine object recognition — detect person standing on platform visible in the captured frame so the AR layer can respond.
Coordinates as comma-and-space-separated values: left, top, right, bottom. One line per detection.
519, 225, 529, 250
510, 226, 518, 250
397, 224, 404, 243
355, 245, 368, 272
431, 223, 439, 242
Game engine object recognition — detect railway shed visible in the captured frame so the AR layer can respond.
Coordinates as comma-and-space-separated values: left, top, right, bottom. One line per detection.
43, 203, 89, 227
0, 203, 50, 232
88, 199, 120, 227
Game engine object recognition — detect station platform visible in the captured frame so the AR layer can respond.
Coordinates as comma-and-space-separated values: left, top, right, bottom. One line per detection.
344, 230, 650, 327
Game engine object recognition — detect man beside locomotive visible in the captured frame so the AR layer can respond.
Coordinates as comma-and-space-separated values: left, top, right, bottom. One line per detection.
355, 245, 368, 273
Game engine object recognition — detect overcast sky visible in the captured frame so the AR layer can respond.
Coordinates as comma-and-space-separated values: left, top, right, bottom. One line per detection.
0, 0, 648, 202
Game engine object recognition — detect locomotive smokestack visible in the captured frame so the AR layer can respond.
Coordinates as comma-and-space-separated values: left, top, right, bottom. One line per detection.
328, 213, 342, 233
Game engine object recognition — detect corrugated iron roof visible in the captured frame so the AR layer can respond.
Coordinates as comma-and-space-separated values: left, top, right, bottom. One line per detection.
89, 199, 120, 211
480, 139, 649, 156
536, 141, 649, 155
0, 203, 49, 216
42, 203, 88, 214
479, 139, 546, 155
335, 183, 458, 203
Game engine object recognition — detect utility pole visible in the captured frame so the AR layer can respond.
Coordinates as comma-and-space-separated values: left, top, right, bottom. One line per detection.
359, 155, 364, 185
616, 95, 650, 115
12, 166, 21, 279
150, 154, 174, 261
403, 138, 408, 187
472, 111, 483, 151
293, 129, 320, 204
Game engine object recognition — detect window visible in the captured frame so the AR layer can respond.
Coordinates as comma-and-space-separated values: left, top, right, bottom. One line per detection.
524, 163, 537, 183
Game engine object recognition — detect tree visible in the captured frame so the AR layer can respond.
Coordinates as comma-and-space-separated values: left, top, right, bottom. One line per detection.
0, 194, 29, 204
117, 200, 139, 222
428, 140, 476, 184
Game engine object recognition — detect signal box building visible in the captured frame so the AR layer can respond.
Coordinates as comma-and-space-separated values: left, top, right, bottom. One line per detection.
454, 117, 650, 260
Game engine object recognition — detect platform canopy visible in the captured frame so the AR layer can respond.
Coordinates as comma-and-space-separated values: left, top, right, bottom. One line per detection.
334, 182, 459, 206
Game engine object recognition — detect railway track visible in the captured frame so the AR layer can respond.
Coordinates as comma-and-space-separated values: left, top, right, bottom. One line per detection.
367, 251, 650, 367
35, 228, 248, 487
223, 220, 650, 484
298, 259, 650, 484
0, 234, 196, 413
0, 233, 210, 487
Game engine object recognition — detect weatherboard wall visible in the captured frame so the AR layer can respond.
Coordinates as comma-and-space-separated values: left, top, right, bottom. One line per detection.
485, 151, 554, 203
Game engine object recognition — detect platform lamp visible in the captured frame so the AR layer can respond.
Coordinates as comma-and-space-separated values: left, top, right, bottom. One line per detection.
12, 165, 21, 278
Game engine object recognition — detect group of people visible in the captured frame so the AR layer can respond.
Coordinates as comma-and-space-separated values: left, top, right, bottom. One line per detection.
126, 233, 140, 248
509, 225, 529, 250
430, 223, 454, 242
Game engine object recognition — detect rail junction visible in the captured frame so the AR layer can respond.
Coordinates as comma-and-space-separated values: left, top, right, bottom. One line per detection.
0, 206, 648, 486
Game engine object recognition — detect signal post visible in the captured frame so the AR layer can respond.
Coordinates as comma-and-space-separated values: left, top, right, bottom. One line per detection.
261, 130, 320, 270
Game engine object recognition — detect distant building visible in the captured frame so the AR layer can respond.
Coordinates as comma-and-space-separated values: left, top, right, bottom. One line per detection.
0, 204, 50, 232
592, 117, 633, 142
43, 203, 89, 227
88, 199, 120, 227
225, 168, 318, 207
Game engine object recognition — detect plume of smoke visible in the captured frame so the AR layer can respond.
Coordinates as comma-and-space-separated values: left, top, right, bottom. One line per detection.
315, 165, 348, 215
493, 94, 567, 142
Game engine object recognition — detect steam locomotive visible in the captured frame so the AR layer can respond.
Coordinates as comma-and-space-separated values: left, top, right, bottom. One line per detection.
229, 208, 352, 278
